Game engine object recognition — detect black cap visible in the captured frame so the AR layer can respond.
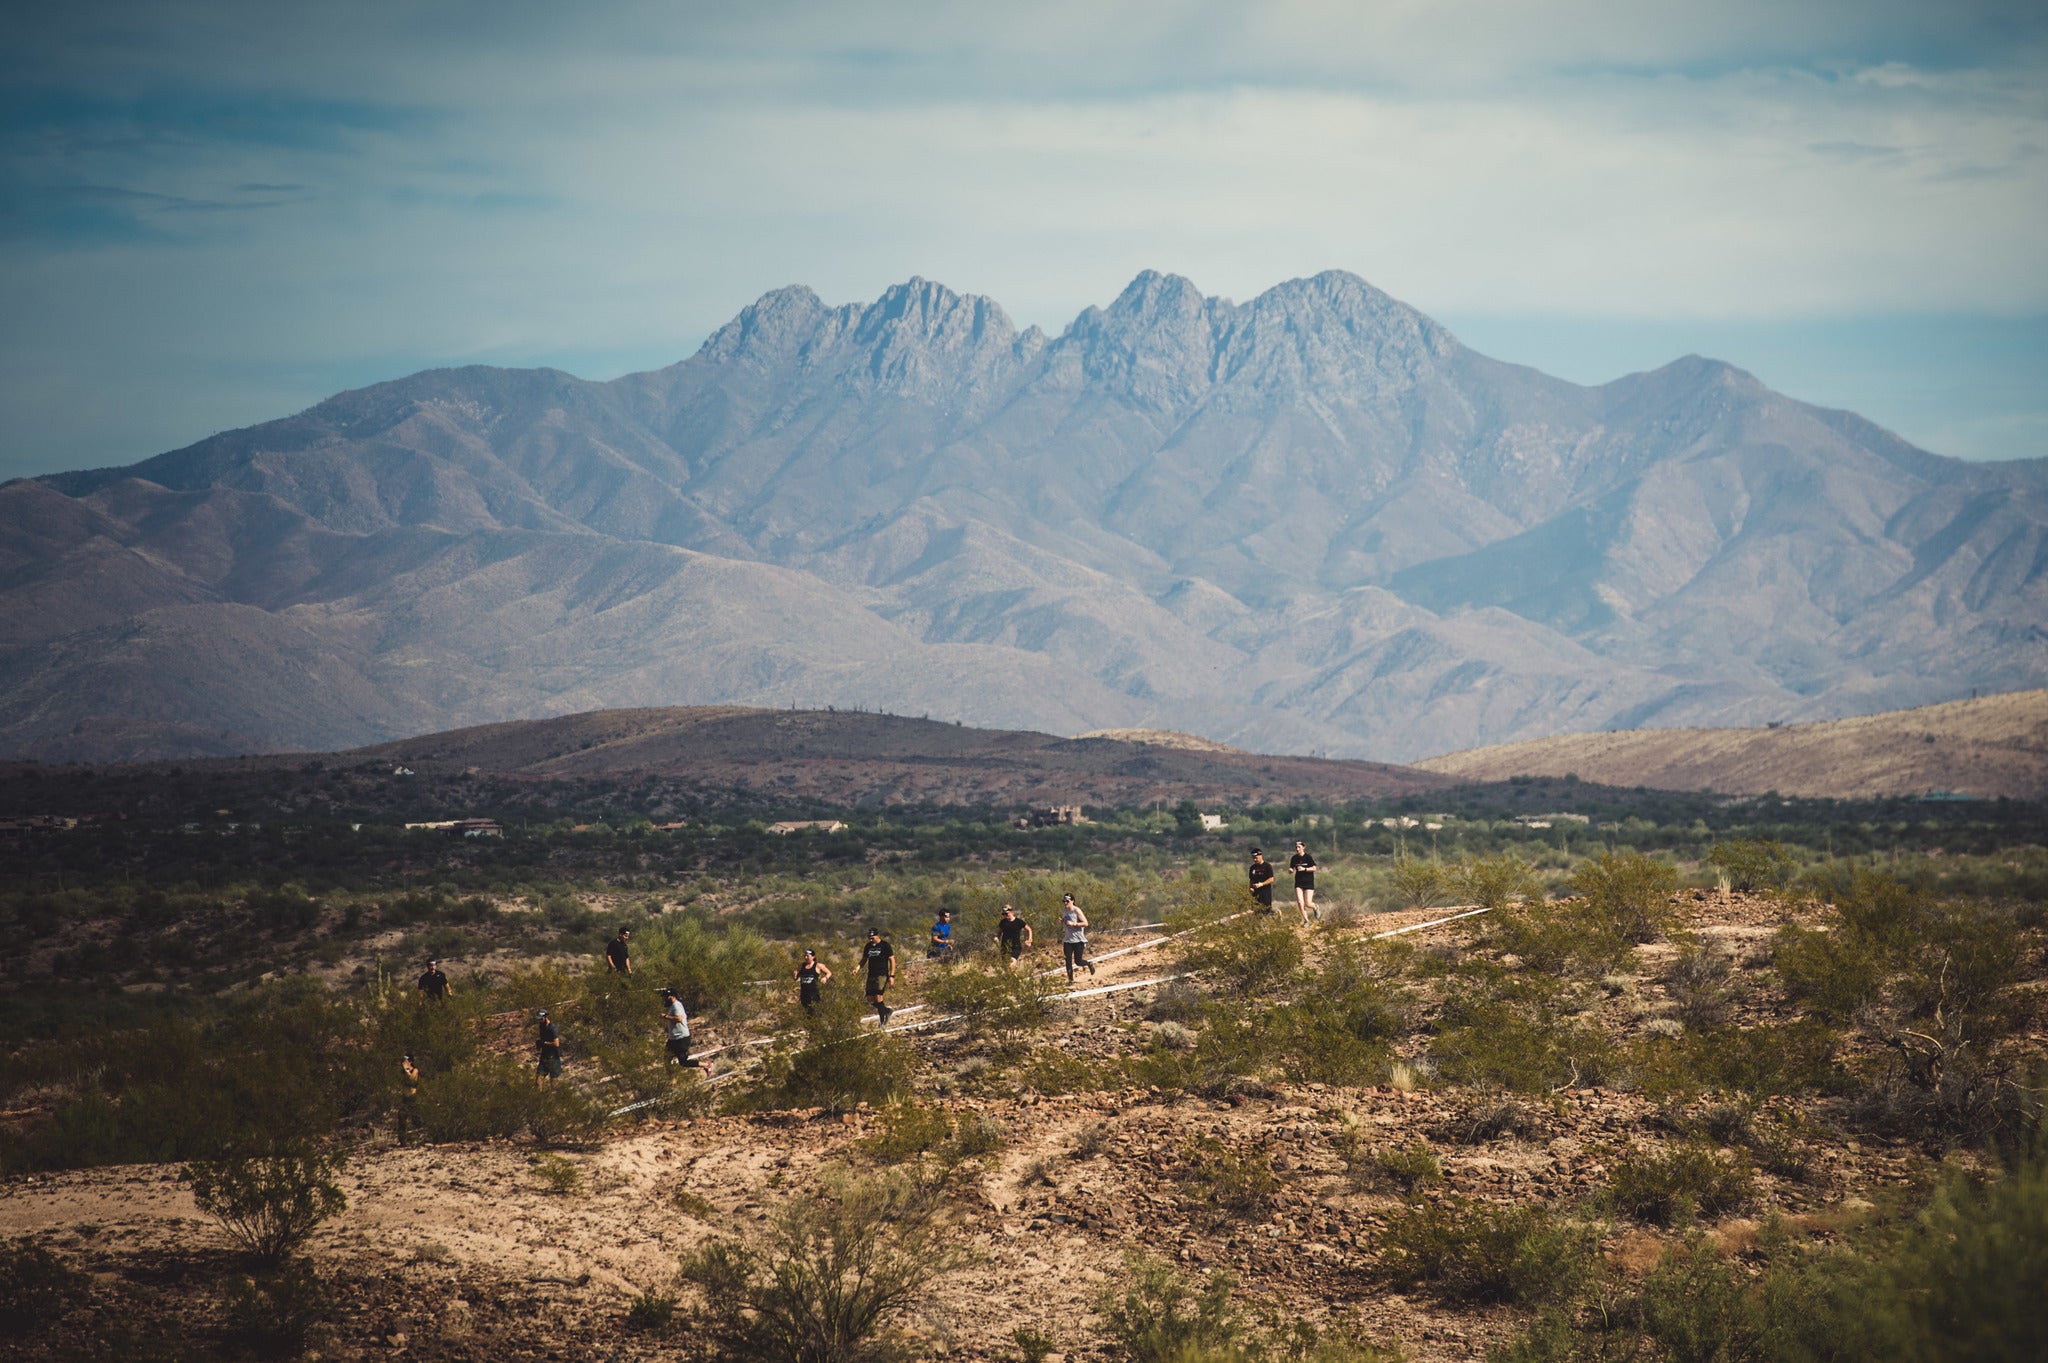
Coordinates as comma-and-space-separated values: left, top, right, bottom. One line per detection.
660, 986, 677, 996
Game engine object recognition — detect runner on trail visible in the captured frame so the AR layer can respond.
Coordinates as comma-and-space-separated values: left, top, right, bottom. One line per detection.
659, 987, 712, 1077
1289, 841, 1320, 923
996, 904, 1033, 962
605, 927, 633, 974
1059, 894, 1097, 981
535, 1009, 562, 1081
928, 910, 955, 961
794, 949, 831, 1012
1247, 849, 1276, 912
417, 959, 451, 999
862, 928, 897, 1024
401, 1053, 420, 1094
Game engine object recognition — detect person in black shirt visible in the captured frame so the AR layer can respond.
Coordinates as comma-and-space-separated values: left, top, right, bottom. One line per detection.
535, 1009, 563, 1080
417, 959, 451, 999
995, 904, 1033, 962
1289, 841, 1319, 924
1247, 850, 1275, 912
605, 927, 633, 974
794, 949, 832, 1013
861, 929, 896, 1025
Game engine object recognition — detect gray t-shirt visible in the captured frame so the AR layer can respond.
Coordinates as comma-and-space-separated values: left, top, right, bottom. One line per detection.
665, 997, 690, 1040
1062, 906, 1087, 944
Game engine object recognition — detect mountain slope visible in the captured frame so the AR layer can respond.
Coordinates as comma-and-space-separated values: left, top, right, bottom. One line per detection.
1412, 689, 2048, 799
6, 270, 2044, 762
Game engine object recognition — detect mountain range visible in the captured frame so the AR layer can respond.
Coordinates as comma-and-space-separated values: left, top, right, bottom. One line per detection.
3, 270, 2044, 763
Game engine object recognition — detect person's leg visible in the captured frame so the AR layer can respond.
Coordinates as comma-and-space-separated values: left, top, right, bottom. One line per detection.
1305, 887, 1318, 920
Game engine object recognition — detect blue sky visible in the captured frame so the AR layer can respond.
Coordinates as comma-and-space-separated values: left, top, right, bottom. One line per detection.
2, 1, 2044, 477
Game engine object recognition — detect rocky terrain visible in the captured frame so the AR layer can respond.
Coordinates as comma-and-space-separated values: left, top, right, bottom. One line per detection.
5, 271, 2043, 765
6, 890, 2028, 1362
1416, 688, 2048, 800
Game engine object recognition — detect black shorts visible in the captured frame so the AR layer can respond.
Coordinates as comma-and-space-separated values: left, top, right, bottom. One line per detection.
666, 1035, 693, 1064
1252, 885, 1274, 907
1294, 874, 1315, 891
800, 985, 820, 1008
537, 1049, 562, 1078
865, 974, 889, 998
1002, 939, 1023, 960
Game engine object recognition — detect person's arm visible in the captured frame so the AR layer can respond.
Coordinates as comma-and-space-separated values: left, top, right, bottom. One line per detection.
1074, 908, 1089, 928
888, 949, 897, 982
818, 963, 832, 984
1022, 925, 1033, 948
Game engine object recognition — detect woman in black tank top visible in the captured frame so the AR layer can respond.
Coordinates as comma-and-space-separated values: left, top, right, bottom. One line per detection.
794, 949, 831, 1012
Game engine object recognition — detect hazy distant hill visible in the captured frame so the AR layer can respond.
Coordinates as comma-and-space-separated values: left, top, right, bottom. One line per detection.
1413, 689, 2048, 799
349, 705, 1453, 806
5, 270, 2044, 763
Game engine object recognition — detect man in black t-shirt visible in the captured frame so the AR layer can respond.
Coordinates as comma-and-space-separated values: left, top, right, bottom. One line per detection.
605, 927, 633, 974
417, 959, 451, 999
1247, 850, 1275, 912
535, 1009, 563, 1080
861, 928, 896, 1025
996, 904, 1033, 962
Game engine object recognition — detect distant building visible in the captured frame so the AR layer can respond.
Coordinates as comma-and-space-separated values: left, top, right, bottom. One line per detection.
1199, 813, 1227, 831
1515, 813, 1591, 826
1014, 805, 1089, 829
651, 820, 690, 831
404, 818, 502, 837
766, 820, 847, 835
392, 766, 415, 776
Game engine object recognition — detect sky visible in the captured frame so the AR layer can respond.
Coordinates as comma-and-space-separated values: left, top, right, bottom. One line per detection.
2, 0, 2044, 479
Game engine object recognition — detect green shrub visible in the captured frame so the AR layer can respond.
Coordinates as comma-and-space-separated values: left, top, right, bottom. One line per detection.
1431, 1097, 1543, 1146
1012, 1325, 1056, 1363
1569, 851, 1680, 943
1432, 998, 1617, 1094
762, 989, 921, 1115
1603, 1143, 1755, 1227
531, 1152, 584, 1195
626, 1291, 677, 1333
0, 1237, 90, 1333
1388, 855, 1450, 910
1490, 898, 1634, 978
1630, 1020, 1843, 1103
1379, 1196, 1598, 1305
678, 1166, 975, 1363
1180, 914, 1304, 999
924, 959, 1064, 1038
1175, 1135, 1278, 1221
857, 1101, 955, 1164
1021, 1047, 1116, 1096
184, 1146, 347, 1264
1093, 1253, 1249, 1363
1706, 839, 1794, 895
1456, 853, 1539, 912
1372, 1140, 1443, 1191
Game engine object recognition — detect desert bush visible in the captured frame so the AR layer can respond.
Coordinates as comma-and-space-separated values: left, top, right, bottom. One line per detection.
1603, 1143, 1755, 1227
1374, 1140, 1444, 1191
1378, 1196, 1598, 1305
1706, 839, 1795, 895
1489, 898, 1633, 977
626, 1290, 677, 1333
531, 1152, 584, 1195
1432, 998, 1617, 1094
1456, 852, 1539, 912
924, 959, 1064, 1038
858, 1101, 955, 1164
1180, 914, 1304, 999
1175, 1135, 1278, 1221
0, 1237, 90, 1332
1094, 1253, 1249, 1363
184, 1146, 347, 1264
761, 989, 921, 1115
1570, 851, 1680, 943
1388, 855, 1451, 910
220, 1258, 331, 1358
1431, 1097, 1544, 1146
1629, 1020, 1843, 1104
1665, 941, 1741, 1030
1021, 1047, 1115, 1096
405, 1053, 603, 1145
678, 1166, 975, 1363
1145, 979, 1208, 1024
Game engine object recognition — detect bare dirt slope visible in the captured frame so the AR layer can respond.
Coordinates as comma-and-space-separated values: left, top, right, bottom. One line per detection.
1413, 688, 2048, 799
0, 897, 1953, 1363
343, 705, 1454, 805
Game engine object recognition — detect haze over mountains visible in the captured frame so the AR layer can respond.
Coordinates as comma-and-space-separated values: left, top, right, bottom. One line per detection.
3, 270, 2044, 764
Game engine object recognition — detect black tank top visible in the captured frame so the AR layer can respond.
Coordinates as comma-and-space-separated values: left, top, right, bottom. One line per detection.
797, 965, 822, 990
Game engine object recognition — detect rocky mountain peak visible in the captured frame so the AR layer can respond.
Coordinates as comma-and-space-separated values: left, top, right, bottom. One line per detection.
695, 285, 831, 366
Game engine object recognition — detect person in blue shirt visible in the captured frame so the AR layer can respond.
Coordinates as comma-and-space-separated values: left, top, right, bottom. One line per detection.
928, 909, 955, 960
